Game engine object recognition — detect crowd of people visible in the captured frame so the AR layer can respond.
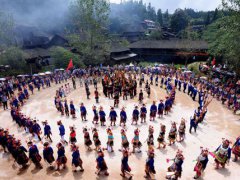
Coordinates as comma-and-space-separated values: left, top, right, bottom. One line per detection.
0, 65, 240, 180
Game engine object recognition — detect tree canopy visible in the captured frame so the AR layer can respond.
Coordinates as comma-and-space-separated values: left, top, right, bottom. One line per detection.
0, 47, 29, 76
204, 0, 240, 74
67, 0, 110, 65
170, 9, 189, 33
50, 46, 85, 69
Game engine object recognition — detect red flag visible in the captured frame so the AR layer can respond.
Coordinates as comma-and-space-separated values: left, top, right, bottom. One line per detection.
211, 57, 216, 66
66, 59, 73, 70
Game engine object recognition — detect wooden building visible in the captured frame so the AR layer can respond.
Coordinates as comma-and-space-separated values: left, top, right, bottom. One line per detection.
129, 40, 209, 63
110, 43, 137, 64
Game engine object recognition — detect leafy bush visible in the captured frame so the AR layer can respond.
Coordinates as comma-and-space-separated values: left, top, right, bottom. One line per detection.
50, 46, 85, 69
0, 46, 29, 76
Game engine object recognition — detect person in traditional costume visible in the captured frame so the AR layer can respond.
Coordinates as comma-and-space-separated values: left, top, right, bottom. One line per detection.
120, 107, 127, 126
213, 139, 231, 169
43, 142, 55, 167
92, 105, 99, 124
72, 145, 84, 172
168, 122, 177, 146
164, 96, 171, 115
92, 128, 101, 151
144, 151, 156, 179
0, 129, 8, 152
132, 128, 142, 153
150, 75, 153, 85
183, 80, 187, 93
221, 89, 228, 105
83, 128, 92, 150
119, 129, 129, 152
43, 120, 52, 142
155, 75, 158, 86
232, 136, 240, 162
94, 88, 99, 103
96, 149, 109, 176
64, 99, 69, 117
121, 149, 132, 178
150, 101, 157, 121
193, 147, 209, 179
139, 78, 143, 88
56, 142, 67, 171
32, 120, 42, 141
147, 86, 151, 98
147, 126, 154, 150
139, 89, 144, 103
189, 114, 197, 133
27, 141, 42, 169
158, 99, 165, 118
157, 124, 166, 149
72, 76, 76, 90
140, 104, 147, 123
99, 106, 106, 126
178, 119, 186, 142
178, 79, 182, 91
114, 90, 120, 107
70, 100, 76, 118
174, 78, 178, 88
105, 128, 114, 152
132, 106, 139, 125
57, 120, 68, 145
80, 103, 87, 121
123, 86, 128, 100
166, 149, 184, 180
55, 97, 60, 111
14, 140, 29, 170
109, 107, 117, 126
59, 100, 64, 116
69, 126, 77, 144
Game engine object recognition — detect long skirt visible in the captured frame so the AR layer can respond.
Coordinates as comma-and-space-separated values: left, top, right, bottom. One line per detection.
232, 146, 240, 156
150, 111, 156, 118
194, 162, 203, 177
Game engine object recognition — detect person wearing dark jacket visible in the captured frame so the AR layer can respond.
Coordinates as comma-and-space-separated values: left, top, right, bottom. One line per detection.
43, 120, 52, 142
56, 143, 67, 170
189, 114, 197, 133
32, 120, 41, 141
144, 151, 156, 178
43, 142, 55, 167
27, 141, 42, 169
72, 145, 84, 172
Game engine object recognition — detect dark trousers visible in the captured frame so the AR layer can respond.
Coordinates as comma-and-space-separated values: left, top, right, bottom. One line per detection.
46, 134, 52, 142
189, 125, 196, 133
3, 102, 8, 110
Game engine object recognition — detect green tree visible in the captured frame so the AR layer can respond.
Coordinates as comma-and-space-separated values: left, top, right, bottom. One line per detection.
204, 0, 240, 74
147, 30, 162, 40
163, 9, 169, 26
50, 46, 85, 69
170, 9, 189, 33
147, 3, 157, 21
157, 9, 163, 26
0, 47, 29, 75
212, 8, 219, 22
205, 12, 211, 25
68, 0, 110, 66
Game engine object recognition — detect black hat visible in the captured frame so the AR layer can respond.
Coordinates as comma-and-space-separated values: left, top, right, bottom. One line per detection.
43, 142, 49, 147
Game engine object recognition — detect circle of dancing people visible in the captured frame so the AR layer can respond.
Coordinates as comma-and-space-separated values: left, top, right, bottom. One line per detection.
0, 67, 240, 180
